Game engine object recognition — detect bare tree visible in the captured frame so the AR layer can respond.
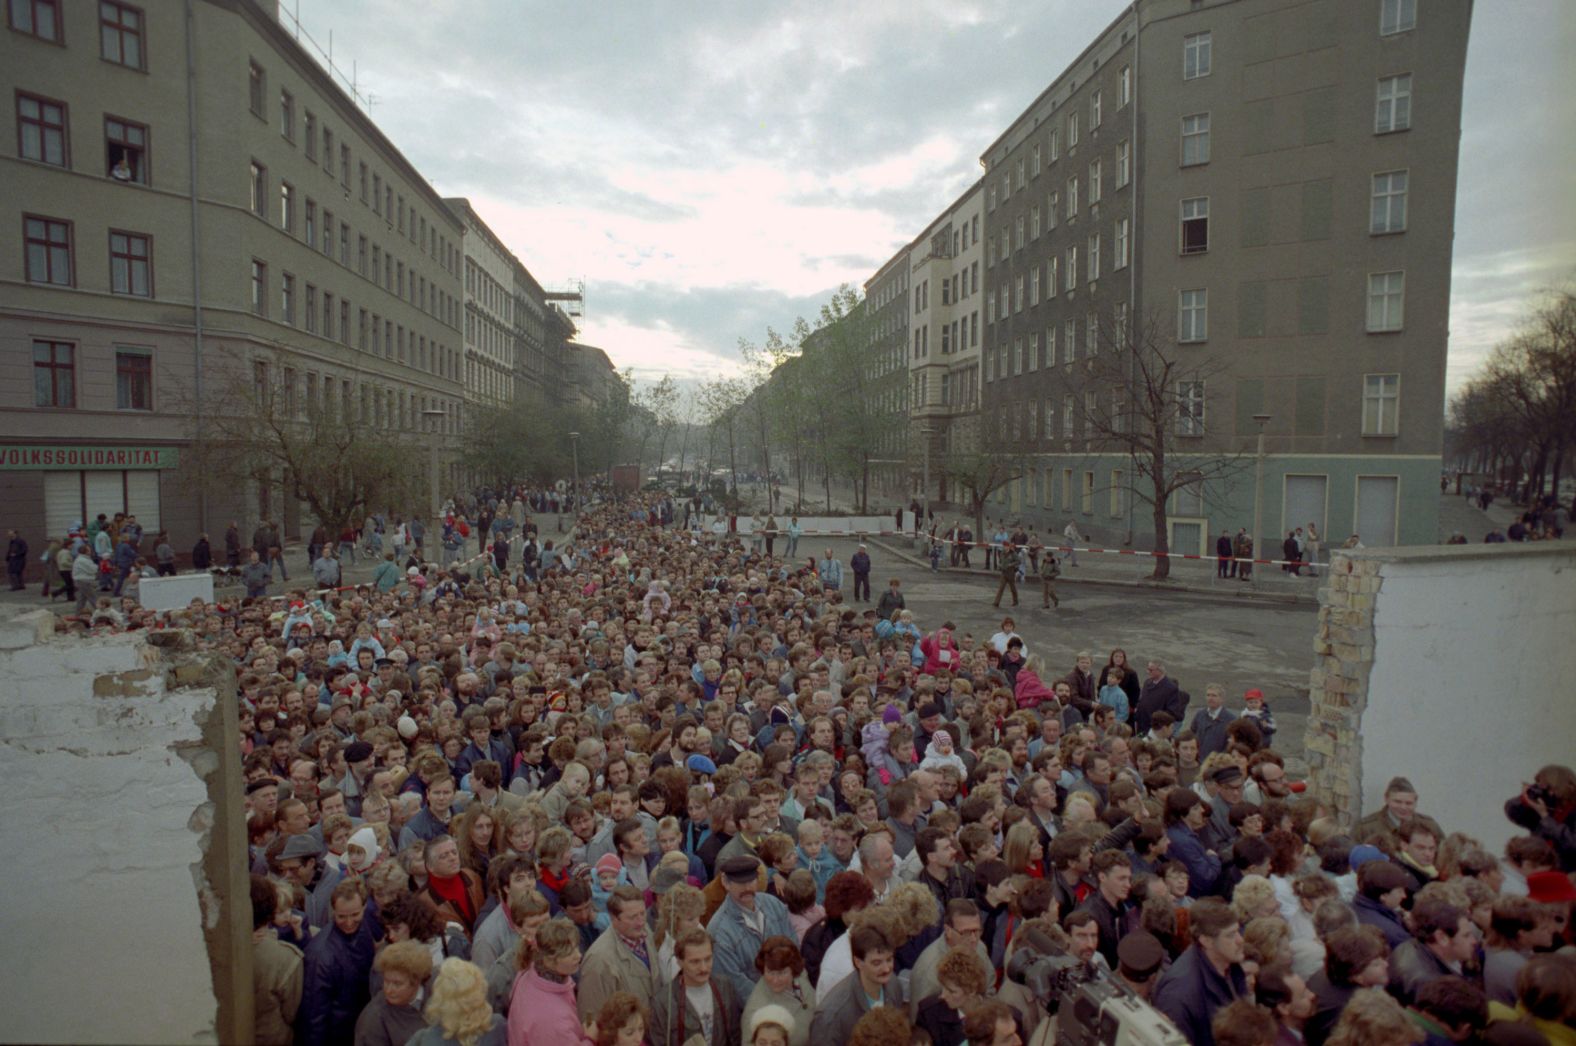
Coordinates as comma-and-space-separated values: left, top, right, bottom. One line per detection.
1081, 309, 1244, 580
942, 448, 1026, 540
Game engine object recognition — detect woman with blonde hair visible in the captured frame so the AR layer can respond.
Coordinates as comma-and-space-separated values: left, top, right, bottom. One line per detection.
354, 940, 433, 1046
1326, 987, 1422, 1046
1003, 820, 1046, 878
507, 918, 595, 1046
407, 957, 506, 1046
652, 882, 706, 984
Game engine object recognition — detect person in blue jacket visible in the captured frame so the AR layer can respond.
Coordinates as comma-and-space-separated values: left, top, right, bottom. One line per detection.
1163, 789, 1221, 898
1153, 897, 1250, 1046
296, 879, 377, 1045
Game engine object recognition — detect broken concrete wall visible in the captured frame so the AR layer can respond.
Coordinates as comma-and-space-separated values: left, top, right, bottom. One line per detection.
1304, 543, 1576, 854
0, 610, 251, 1045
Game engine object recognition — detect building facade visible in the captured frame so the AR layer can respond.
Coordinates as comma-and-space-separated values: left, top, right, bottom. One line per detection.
891, 0, 1468, 549
447, 197, 521, 411
2, 0, 466, 558
863, 247, 911, 499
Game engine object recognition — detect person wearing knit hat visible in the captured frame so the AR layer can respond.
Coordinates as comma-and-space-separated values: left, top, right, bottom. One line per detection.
344, 826, 379, 873
749, 1003, 795, 1046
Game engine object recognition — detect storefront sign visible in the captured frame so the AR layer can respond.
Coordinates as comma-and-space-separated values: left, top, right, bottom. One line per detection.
0, 445, 179, 470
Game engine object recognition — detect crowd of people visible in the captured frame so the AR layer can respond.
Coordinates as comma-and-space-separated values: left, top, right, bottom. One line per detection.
33, 486, 1576, 1045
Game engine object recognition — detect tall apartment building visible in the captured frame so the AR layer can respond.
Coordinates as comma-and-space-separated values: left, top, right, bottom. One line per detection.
447, 198, 522, 411
972, 0, 1466, 548
1, 0, 466, 554
906, 180, 985, 504
862, 250, 912, 498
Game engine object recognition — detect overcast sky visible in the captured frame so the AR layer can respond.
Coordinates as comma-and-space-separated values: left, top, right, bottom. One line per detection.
292, 1, 1574, 397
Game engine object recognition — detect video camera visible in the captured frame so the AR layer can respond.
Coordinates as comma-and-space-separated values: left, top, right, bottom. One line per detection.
1007, 927, 1187, 1046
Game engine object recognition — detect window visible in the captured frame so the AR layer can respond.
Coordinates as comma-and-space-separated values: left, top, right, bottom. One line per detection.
1031, 144, 1041, 177
304, 111, 316, 160
1068, 176, 1079, 217
250, 259, 266, 316
1179, 289, 1208, 342
1013, 338, 1023, 375
1015, 215, 1025, 250
1178, 381, 1206, 435
248, 60, 265, 117
1030, 267, 1040, 305
1090, 90, 1102, 128
1181, 113, 1210, 165
115, 348, 151, 410
340, 300, 349, 344
1068, 111, 1079, 149
321, 209, 332, 253
279, 181, 293, 231
32, 340, 74, 407
322, 292, 334, 339
358, 235, 367, 274
1376, 74, 1411, 133
108, 230, 150, 296
1048, 256, 1059, 297
1120, 64, 1132, 107
1371, 170, 1409, 233
1089, 160, 1102, 204
1045, 327, 1057, 366
305, 199, 316, 245
1031, 205, 1041, 240
359, 161, 368, 202
1065, 245, 1078, 291
1181, 197, 1209, 254
1016, 158, 1025, 189
1116, 140, 1130, 187
1115, 218, 1130, 269
104, 116, 147, 183
1063, 396, 1076, 437
322, 126, 333, 172
24, 215, 72, 285
339, 222, 349, 265
1184, 31, 1212, 79
249, 160, 266, 216
1367, 271, 1405, 331
340, 143, 350, 188
9, 0, 61, 41
16, 92, 68, 167
1088, 234, 1100, 282
1048, 191, 1059, 229
1363, 374, 1400, 434
305, 284, 317, 333
1115, 301, 1129, 346
1380, 0, 1416, 35
1065, 318, 1078, 362
372, 173, 381, 214
1049, 129, 1059, 162
281, 272, 295, 324
1015, 275, 1024, 313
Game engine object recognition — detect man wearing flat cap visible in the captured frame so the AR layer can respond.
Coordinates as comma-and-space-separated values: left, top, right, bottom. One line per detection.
706, 854, 794, 1005
337, 740, 376, 818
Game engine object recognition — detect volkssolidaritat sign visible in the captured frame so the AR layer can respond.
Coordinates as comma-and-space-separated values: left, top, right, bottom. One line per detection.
0, 445, 180, 470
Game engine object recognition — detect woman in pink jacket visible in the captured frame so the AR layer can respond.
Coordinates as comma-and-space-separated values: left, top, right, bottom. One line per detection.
1013, 654, 1057, 710
918, 627, 960, 675
506, 919, 596, 1046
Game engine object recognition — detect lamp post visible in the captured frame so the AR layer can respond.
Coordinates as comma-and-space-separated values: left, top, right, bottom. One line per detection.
568, 431, 580, 523
1252, 413, 1271, 580
421, 408, 447, 523
920, 421, 931, 541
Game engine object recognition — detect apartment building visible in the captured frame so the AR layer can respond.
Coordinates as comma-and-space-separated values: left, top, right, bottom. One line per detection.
1, 0, 466, 556
907, 180, 985, 504
863, 248, 912, 498
564, 342, 620, 409
969, 0, 1468, 549
447, 198, 522, 411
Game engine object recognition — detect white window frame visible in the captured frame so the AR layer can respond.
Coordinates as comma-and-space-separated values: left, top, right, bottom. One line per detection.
1089, 160, 1102, 204
1068, 176, 1079, 217
1181, 196, 1210, 255
1120, 65, 1132, 107
1179, 289, 1208, 343
1116, 140, 1131, 188
1065, 245, 1078, 291
1091, 90, 1103, 129
1371, 170, 1409, 234
1362, 373, 1401, 435
1184, 31, 1213, 80
1181, 113, 1211, 166
1065, 319, 1078, 362
1086, 311, 1099, 355
1376, 74, 1412, 133
1049, 129, 1060, 162
1068, 111, 1079, 149
1380, 0, 1416, 36
1088, 234, 1100, 282
1367, 271, 1405, 332
1177, 380, 1206, 436
1063, 395, 1076, 438
1115, 217, 1130, 270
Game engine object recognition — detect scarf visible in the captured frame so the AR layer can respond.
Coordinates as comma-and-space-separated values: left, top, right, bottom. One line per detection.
540, 863, 570, 898
427, 871, 475, 926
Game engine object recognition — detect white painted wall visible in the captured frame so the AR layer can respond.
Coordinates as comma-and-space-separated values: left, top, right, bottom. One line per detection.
0, 611, 224, 1044
1360, 544, 1576, 853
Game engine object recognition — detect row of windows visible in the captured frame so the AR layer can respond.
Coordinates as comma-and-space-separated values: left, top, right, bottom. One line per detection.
31, 340, 154, 412
246, 158, 458, 330
8, 0, 145, 69
246, 57, 461, 280
14, 90, 152, 182
245, 257, 460, 383
984, 372, 1401, 445
250, 360, 460, 436
22, 214, 151, 295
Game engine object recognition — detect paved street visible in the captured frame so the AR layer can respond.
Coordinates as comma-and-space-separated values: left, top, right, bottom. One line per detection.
814, 535, 1319, 774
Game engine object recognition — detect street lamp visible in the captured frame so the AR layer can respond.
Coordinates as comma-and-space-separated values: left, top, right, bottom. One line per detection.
567, 431, 580, 522
1252, 413, 1271, 580
421, 408, 447, 522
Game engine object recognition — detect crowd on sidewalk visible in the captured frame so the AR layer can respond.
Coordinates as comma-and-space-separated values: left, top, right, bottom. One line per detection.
20, 485, 1576, 1045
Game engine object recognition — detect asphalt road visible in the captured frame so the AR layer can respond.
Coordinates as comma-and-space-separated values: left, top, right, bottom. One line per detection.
816, 536, 1319, 774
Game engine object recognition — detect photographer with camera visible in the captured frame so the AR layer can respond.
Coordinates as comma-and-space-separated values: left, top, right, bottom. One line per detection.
1505, 764, 1576, 873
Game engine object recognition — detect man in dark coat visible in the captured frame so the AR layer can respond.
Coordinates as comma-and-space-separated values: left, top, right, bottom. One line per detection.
191, 534, 212, 572
1217, 530, 1235, 578
6, 530, 27, 590
1134, 660, 1187, 735
224, 521, 241, 567
850, 544, 872, 602
1153, 898, 1249, 1046
297, 880, 376, 1045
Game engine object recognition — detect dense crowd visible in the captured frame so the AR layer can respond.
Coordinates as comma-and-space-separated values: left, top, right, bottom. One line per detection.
40, 488, 1576, 1046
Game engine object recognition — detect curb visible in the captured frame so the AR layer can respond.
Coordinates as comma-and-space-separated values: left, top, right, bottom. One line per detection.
864, 537, 1314, 607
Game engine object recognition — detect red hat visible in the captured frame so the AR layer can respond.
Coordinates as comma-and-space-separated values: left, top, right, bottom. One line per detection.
1526, 870, 1576, 904
1244, 688, 1265, 699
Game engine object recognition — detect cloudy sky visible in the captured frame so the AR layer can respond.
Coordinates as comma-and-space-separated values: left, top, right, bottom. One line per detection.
293, 1, 1574, 397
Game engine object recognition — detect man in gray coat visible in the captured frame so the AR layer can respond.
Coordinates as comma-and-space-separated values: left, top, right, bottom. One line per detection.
809, 924, 906, 1044
577, 886, 657, 1021
651, 928, 741, 1046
